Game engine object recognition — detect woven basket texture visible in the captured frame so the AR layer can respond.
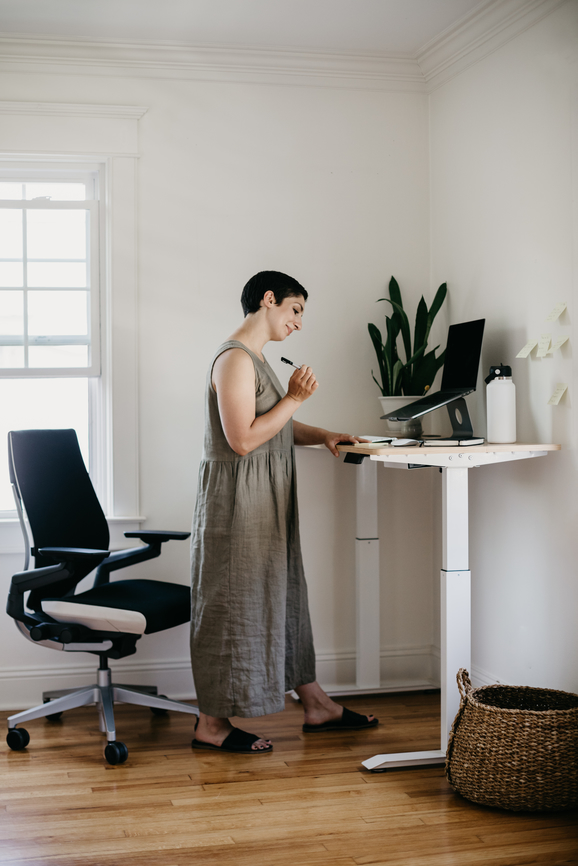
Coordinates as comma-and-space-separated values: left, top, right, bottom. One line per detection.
446, 669, 578, 811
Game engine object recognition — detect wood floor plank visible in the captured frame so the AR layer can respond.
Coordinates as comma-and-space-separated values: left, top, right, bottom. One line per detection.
1, 692, 576, 866
353, 838, 578, 866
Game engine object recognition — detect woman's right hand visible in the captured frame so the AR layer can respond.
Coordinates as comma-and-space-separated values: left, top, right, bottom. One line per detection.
287, 365, 319, 404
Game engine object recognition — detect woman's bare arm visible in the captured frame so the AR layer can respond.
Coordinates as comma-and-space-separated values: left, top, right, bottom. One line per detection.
213, 348, 318, 456
293, 420, 367, 457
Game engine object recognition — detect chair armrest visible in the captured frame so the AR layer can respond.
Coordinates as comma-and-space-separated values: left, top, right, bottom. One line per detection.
11, 561, 70, 593
38, 547, 111, 563
7, 548, 108, 622
92, 530, 189, 586
12, 549, 109, 591
124, 530, 191, 543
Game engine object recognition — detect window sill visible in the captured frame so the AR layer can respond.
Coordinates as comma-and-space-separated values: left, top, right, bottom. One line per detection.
0, 516, 146, 556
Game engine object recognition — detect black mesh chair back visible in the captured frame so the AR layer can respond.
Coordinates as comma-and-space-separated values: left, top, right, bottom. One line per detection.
9, 428, 109, 554
9, 429, 110, 606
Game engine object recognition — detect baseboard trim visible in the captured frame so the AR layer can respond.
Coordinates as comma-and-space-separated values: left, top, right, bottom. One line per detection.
470, 664, 503, 688
0, 657, 196, 711
0, 645, 439, 711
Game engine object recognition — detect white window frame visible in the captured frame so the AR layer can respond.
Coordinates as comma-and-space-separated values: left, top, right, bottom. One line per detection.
0, 168, 101, 378
0, 102, 147, 543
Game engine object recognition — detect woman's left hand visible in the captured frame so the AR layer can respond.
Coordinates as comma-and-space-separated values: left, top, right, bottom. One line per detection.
323, 433, 370, 457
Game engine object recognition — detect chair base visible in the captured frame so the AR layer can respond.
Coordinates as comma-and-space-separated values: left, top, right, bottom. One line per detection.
7, 664, 199, 743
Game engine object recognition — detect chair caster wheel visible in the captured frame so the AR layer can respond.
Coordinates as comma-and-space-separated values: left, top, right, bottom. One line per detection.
104, 741, 128, 765
150, 696, 169, 716
43, 699, 63, 721
7, 728, 30, 751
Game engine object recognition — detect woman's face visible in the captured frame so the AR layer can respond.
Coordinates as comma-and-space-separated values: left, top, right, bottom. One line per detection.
268, 293, 305, 341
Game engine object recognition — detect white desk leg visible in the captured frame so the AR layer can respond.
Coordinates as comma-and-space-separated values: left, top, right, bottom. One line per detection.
440, 466, 471, 746
355, 458, 381, 689
363, 465, 471, 771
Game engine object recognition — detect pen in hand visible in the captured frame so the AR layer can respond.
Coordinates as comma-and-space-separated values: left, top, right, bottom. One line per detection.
281, 357, 302, 370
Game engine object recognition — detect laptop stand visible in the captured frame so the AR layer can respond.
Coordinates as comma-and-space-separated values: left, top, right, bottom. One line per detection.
446, 397, 474, 439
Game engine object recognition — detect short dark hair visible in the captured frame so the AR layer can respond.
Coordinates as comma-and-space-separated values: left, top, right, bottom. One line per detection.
240, 270, 308, 316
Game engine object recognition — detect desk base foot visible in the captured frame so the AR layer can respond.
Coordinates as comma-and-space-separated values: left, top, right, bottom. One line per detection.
322, 681, 438, 697
363, 749, 446, 771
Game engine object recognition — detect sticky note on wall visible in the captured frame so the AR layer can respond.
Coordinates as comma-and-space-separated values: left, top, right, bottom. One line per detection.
545, 303, 567, 322
548, 384, 568, 405
536, 334, 552, 358
516, 339, 538, 358
546, 335, 569, 354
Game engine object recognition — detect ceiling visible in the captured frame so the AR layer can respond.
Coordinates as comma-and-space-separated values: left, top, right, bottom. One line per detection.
0, 0, 486, 56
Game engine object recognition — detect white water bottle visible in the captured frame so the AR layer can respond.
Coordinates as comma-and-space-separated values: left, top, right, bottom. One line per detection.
485, 365, 516, 443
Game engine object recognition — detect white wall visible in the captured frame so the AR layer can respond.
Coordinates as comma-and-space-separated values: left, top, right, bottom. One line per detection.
3, 1, 575, 711
430, 1, 578, 691
0, 66, 436, 707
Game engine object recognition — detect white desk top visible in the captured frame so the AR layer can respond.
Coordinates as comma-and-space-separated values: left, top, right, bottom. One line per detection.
338, 442, 561, 456
337, 442, 560, 468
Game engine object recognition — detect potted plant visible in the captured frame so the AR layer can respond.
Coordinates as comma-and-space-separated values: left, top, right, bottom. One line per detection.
368, 276, 447, 435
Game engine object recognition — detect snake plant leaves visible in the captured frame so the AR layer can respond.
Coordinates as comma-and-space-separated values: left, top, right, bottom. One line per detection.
388, 275, 403, 309
429, 282, 447, 323
411, 347, 446, 397
369, 277, 447, 396
391, 358, 404, 395
384, 298, 412, 366
413, 296, 429, 359
368, 322, 387, 393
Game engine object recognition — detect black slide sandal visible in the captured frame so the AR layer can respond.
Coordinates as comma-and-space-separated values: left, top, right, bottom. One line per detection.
192, 726, 273, 753
302, 706, 379, 733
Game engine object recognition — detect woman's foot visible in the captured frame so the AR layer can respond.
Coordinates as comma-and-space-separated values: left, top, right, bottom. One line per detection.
295, 681, 376, 728
194, 713, 272, 751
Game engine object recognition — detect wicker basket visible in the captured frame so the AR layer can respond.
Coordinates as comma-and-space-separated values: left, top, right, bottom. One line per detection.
446, 669, 578, 811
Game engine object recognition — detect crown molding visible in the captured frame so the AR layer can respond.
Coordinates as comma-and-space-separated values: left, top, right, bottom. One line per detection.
0, 34, 425, 92
0, 0, 567, 95
417, 0, 569, 90
0, 101, 147, 119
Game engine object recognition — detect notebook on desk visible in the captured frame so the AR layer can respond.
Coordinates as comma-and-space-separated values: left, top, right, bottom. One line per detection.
422, 437, 484, 447
357, 436, 422, 448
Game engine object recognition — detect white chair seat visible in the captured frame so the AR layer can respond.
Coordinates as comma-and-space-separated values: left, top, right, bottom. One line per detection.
41, 600, 146, 634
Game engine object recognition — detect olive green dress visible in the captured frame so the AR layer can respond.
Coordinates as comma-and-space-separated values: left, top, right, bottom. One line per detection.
190, 341, 316, 718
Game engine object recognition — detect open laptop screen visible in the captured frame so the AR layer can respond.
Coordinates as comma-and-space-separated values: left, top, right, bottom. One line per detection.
381, 318, 486, 421
441, 319, 485, 391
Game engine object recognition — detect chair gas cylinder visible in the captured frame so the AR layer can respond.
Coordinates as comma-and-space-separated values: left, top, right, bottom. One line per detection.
485, 364, 516, 443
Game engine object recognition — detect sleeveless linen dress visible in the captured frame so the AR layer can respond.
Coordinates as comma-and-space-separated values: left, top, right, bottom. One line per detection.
190, 341, 316, 718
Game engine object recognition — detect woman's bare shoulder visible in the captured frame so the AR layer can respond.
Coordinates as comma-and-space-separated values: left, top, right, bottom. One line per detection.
214, 346, 254, 370
212, 346, 254, 391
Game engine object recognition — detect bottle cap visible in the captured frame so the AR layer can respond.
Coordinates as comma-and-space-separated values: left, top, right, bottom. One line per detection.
485, 364, 512, 384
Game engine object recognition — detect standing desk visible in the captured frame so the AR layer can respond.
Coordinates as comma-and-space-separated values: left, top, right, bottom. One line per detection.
335, 442, 561, 771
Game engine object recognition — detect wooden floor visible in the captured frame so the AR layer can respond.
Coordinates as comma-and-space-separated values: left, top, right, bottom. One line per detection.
1, 691, 577, 866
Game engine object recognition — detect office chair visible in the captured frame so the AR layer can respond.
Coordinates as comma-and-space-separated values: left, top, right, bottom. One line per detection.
5, 429, 199, 764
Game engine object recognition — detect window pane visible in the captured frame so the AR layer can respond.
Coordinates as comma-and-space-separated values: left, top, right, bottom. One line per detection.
0, 378, 89, 510
25, 183, 86, 201
0, 262, 23, 287
0, 346, 24, 368
0, 209, 23, 258
0, 183, 24, 200
28, 345, 88, 368
0, 291, 24, 335
27, 210, 87, 260
28, 290, 88, 336
28, 262, 87, 288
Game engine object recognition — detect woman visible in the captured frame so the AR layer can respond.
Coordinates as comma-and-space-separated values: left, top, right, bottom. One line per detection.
190, 271, 377, 753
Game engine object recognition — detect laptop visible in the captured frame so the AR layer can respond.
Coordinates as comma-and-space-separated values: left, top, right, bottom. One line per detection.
381, 318, 485, 421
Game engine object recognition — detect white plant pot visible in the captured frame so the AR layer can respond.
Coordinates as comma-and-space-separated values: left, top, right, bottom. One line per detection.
378, 396, 424, 438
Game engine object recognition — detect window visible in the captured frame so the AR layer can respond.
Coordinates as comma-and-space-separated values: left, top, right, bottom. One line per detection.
0, 170, 100, 375
0, 166, 101, 513
0, 102, 145, 557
